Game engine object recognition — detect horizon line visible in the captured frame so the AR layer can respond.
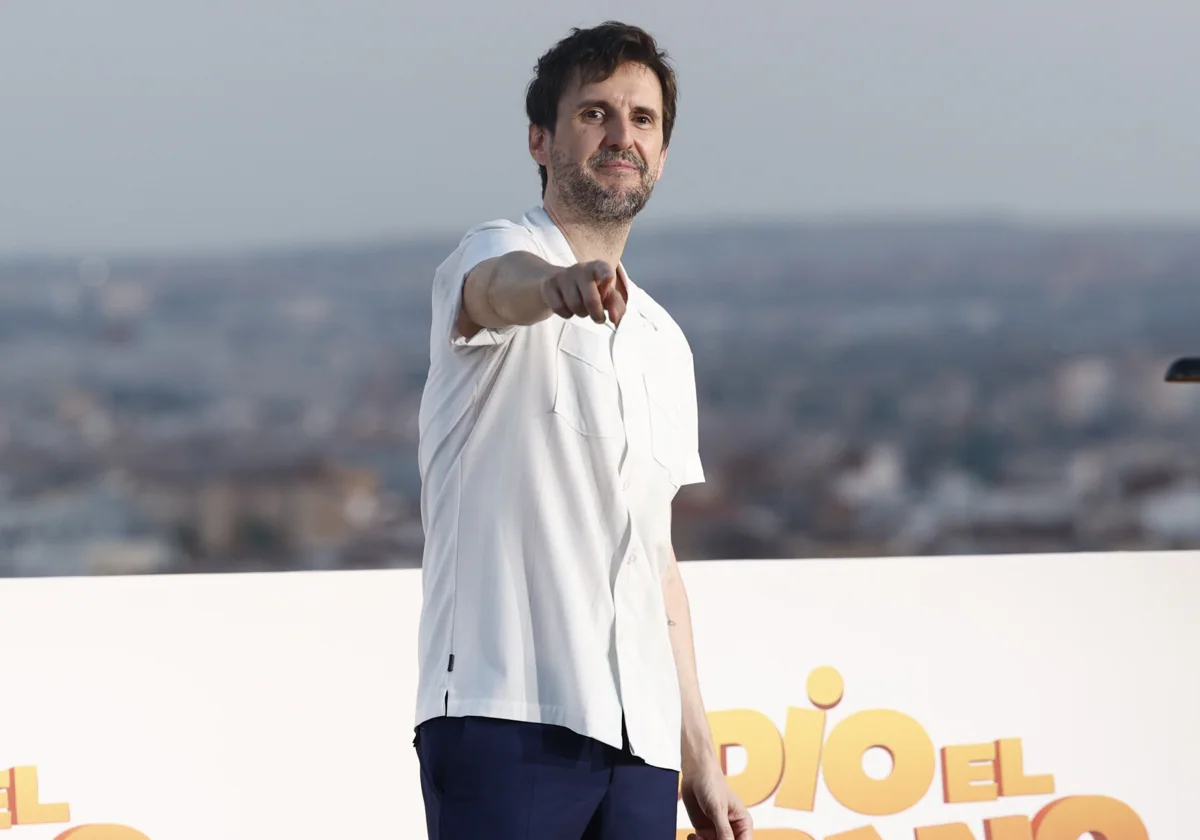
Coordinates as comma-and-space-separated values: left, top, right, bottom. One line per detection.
4, 207, 1200, 266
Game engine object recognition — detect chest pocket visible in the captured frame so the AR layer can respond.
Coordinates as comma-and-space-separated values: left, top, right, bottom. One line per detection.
552, 323, 623, 438
643, 348, 693, 487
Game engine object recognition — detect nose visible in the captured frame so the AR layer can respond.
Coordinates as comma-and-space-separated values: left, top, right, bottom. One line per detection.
603, 117, 635, 150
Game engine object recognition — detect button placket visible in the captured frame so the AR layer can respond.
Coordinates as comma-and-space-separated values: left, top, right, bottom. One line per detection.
609, 310, 661, 761
611, 323, 639, 497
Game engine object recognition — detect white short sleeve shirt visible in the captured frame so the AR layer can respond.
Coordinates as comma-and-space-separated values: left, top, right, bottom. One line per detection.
415, 205, 705, 772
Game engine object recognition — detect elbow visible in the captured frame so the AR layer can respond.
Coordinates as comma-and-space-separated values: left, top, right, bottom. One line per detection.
661, 553, 684, 594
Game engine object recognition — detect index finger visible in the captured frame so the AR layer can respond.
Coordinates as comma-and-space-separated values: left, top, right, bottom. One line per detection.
580, 280, 607, 323
602, 283, 626, 326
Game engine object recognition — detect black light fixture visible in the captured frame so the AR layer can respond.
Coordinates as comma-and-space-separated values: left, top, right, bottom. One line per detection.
1165, 357, 1200, 382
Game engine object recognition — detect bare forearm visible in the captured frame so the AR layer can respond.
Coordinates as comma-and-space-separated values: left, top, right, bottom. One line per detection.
462, 251, 559, 330
663, 551, 719, 773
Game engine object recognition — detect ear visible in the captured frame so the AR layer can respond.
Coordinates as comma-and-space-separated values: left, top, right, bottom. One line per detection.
529, 123, 550, 168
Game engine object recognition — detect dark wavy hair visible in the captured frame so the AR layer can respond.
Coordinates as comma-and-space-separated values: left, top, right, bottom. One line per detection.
525, 21, 678, 195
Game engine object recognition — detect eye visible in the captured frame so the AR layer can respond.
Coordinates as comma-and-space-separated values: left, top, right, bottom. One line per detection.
582, 109, 604, 121
634, 115, 654, 126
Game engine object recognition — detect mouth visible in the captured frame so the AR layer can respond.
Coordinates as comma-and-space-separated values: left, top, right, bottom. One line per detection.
595, 163, 640, 174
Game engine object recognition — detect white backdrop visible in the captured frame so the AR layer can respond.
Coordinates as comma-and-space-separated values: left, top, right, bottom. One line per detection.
1, 551, 1196, 839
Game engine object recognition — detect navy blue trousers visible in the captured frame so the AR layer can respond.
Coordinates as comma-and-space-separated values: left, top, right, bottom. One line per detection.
414, 715, 680, 840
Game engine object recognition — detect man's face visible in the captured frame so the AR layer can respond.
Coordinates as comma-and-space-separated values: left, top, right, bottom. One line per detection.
532, 61, 668, 224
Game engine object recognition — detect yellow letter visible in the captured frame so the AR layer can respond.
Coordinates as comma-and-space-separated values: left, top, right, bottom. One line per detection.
822, 710, 935, 816
9, 767, 70, 825
775, 707, 825, 812
1032, 796, 1148, 840
807, 666, 845, 710
984, 815, 1033, 840
709, 709, 785, 808
776, 667, 846, 812
941, 743, 998, 803
55, 826, 151, 840
915, 824, 979, 840
994, 739, 1053, 798
1, 769, 11, 830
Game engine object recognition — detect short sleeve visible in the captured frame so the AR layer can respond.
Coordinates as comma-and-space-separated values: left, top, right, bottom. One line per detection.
677, 347, 705, 486
679, 452, 705, 486
677, 408, 705, 486
433, 221, 541, 349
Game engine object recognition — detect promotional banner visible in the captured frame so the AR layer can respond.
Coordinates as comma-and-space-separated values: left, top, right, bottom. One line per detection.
676, 552, 1196, 839
0, 570, 417, 839
0, 551, 1195, 838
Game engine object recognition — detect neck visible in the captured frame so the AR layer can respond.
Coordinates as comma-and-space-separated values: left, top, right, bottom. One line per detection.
542, 193, 632, 269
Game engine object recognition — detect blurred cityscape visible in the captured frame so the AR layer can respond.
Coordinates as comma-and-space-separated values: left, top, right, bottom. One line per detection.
1, 218, 1199, 576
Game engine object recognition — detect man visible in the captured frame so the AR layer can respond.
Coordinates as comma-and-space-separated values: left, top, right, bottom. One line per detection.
415, 21, 752, 840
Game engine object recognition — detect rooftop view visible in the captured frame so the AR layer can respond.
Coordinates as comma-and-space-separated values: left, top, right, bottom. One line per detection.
2, 219, 1197, 576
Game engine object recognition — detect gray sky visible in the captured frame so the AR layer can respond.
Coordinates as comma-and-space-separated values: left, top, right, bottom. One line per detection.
2, 0, 1198, 257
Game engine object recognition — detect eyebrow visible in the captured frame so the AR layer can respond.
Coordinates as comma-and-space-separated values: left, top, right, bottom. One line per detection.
575, 98, 661, 121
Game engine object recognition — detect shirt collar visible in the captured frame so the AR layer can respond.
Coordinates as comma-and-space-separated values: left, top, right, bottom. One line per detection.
525, 205, 649, 328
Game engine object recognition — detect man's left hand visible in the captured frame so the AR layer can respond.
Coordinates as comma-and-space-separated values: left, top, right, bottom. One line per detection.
681, 761, 753, 840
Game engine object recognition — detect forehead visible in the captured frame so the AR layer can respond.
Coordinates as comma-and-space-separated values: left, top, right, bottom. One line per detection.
563, 62, 664, 110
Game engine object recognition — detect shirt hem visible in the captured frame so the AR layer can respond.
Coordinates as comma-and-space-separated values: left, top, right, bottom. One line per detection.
414, 696, 681, 772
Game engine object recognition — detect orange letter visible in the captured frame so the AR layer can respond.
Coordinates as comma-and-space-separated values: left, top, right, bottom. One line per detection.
55, 826, 151, 840
678, 832, 814, 840
994, 739, 1053, 797
942, 743, 998, 803
984, 815, 1033, 840
8, 767, 70, 825
822, 710, 935, 816
709, 710, 785, 808
1032, 796, 1148, 840
915, 824, 979, 840
826, 828, 884, 840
